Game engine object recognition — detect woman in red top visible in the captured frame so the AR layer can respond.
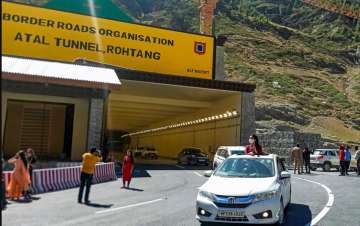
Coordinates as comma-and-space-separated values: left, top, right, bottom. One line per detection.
122, 150, 134, 188
339, 144, 345, 176
245, 134, 265, 155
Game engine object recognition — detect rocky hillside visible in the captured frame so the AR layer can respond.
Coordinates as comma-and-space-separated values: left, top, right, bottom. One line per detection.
9, 0, 360, 143
117, 0, 360, 144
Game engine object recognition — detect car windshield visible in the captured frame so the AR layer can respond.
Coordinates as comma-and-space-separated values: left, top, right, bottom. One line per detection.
314, 150, 325, 155
187, 149, 202, 155
230, 150, 244, 155
214, 158, 275, 178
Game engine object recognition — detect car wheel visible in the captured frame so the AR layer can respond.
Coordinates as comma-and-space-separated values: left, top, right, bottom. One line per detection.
187, 159, 191, 166
310, 166, 316, 171
323, 162, 331, 172
276, 198, 285, 226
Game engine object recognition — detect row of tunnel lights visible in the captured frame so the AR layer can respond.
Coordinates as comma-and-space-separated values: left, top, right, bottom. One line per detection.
124, 110, 239, 137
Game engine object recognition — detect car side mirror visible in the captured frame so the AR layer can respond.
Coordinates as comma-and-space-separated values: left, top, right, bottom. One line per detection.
280, 171, 291, 179
204, 170, 213, 177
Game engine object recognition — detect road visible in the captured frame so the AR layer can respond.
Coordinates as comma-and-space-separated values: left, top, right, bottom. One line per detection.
2, 165, 360, 226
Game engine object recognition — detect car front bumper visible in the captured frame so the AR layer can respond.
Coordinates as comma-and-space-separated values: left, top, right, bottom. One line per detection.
196, 195, 281, 224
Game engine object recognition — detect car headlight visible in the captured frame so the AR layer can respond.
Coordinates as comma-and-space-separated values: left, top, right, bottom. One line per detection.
199, 190, 214, 201
253, 190, 280, 202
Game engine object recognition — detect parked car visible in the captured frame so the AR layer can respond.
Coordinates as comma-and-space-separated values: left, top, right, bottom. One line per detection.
133, 147, 158, 159
197, 154, 291, 225
310, 149, 339, 172
213, 146, 246, 169
177, 147, 209, 166
142, 147, 158, 159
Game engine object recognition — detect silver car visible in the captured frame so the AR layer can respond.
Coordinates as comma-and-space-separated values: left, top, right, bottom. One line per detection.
213, 146, 246, 169
197, 154, 291, 225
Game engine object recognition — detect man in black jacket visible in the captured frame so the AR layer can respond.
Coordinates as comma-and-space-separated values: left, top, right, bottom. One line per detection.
303, 147, 311, 174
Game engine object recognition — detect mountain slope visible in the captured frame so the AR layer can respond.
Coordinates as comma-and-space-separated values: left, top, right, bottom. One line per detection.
8, 0, 360, 143
119, 0, 360, 143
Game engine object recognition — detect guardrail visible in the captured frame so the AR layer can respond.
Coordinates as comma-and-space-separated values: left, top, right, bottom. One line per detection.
3, 162, 117, 194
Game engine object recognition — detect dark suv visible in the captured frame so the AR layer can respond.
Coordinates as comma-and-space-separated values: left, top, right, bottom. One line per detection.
177, 147, 209, 166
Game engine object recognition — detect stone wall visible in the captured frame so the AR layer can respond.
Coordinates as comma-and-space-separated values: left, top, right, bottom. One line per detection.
256, 130, 323, 158
87, 98, 105, 150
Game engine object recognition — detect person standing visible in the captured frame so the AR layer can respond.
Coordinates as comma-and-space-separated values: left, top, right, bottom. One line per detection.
339, 145, 345, 176
122, 150, 134, 188
25, 148, 36, 199
303, 147, 311, 174
78, 148, 102, 204
354, 146, 360, 176
1, 152, 7, 209
291, 144, 304, 174
6, 150, 31, 200
344, 145, 352, 175
245, 134, 265, 155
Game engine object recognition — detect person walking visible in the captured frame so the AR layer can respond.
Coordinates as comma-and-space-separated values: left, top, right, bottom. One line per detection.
344, 145, 352, 175
25, 148, 36, 199
339, 145, 346, 176
245, 134, 265, 155
78, 148, 102, 204
354, 146, 360, 176
291, 144, 304, 174
303, 147, 311, 174
6, 150, 31, 201
122, 150, 134, 188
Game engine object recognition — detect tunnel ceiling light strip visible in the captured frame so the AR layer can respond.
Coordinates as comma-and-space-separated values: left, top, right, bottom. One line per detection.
123, 110, 238, 137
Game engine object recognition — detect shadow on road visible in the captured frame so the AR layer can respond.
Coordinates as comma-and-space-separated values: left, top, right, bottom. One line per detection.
137, 164, 211, 171
84, 203, 113, 208
116, 164, 212, 179
285, 203, 312, 226
30, 196, 41, 200
126, 187, 144, 192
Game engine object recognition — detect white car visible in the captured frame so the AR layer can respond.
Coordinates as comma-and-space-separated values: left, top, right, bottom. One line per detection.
133, 147, 159, 159
197, 154, 291, 225
213, 146, 246, 169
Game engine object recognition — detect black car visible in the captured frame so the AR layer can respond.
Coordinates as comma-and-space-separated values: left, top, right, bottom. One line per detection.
177, 147, 209, 166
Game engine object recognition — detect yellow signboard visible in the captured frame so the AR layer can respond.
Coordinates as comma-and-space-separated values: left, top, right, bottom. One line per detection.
2, 2, 215, 79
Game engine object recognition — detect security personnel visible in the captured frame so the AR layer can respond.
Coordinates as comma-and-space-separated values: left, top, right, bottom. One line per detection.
291, 144, 303, 174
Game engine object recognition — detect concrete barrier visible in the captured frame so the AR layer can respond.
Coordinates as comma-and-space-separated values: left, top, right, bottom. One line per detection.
3, 162, 117, 194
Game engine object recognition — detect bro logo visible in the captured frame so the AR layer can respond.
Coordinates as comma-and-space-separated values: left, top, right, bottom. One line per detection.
194, 42, 206, 55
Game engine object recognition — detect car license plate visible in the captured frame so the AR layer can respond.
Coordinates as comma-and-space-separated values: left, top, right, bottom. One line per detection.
218, 210, 245, 218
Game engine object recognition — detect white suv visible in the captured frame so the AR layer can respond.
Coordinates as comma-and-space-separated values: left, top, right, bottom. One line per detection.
197, 154, 291, 225
213, 146, 246, 169
310, 149, 339, 171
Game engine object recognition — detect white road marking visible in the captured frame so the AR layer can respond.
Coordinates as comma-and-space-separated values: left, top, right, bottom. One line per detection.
96, 198, 163, 214
294, 177, 334, 226
193, 172, 203, 177
175, 165, 185, 169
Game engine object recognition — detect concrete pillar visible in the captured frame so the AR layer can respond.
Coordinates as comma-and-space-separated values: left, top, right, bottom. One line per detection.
214, 35, 227, 80
240, 92, 255, 145
87, 98, 104, 150
215, 46, 225, 80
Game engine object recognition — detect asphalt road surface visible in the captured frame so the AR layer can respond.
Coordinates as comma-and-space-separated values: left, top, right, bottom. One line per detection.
2, 165, 360, 226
